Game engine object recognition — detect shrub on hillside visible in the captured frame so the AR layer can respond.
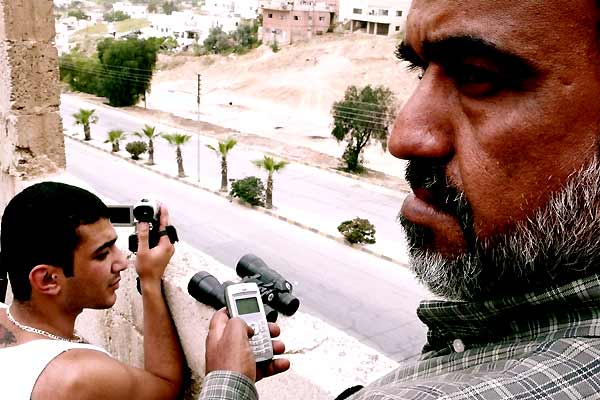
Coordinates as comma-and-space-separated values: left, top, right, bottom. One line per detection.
125, 141, 148, 160
230, 176, 265, 206
337, 217, 376, 244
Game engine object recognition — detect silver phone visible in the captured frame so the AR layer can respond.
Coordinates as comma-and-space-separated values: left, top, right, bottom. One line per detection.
224, 282, 274, 362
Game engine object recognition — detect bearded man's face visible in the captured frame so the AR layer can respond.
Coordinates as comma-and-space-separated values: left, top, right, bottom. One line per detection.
394, 0, 600, 300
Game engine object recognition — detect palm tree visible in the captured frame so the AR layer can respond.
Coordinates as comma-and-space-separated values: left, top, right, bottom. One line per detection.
207, 138, 237, 192
72, 109, 98, 141
253, 155, 288, 209
162, 133, 192, 178
134, 125, 160, 165
105, 129, 127, 152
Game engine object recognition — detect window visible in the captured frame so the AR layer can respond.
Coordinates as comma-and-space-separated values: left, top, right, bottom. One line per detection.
308, 15, 313, 20
294, 15, 300, 20
395, 26, 400, 31
396, 10, 402, 16
352, 8, 362, 14
379, 9, 388, 16
319, 16, 325, 21
268, 13, 273, 18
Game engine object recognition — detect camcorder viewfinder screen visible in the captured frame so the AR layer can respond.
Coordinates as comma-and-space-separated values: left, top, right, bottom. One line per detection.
236, 297, 260, 315
107, 206, 134, 226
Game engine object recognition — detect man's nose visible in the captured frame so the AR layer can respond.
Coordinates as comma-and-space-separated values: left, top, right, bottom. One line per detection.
113, 247, 128, 272
389, 66, 455, 161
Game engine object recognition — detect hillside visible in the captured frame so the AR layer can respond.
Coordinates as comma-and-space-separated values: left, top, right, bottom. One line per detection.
145, 33, 419, 177
153, 32, 417, 116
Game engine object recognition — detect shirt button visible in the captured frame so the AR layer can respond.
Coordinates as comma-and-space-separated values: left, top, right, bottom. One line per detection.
452, 339, 465, 353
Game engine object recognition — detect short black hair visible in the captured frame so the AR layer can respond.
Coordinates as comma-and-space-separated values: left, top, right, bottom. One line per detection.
0, 182, 109, 301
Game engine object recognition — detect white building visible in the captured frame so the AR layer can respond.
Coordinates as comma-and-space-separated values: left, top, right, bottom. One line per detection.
113, 2, 148, 19
144, 12, 242, 48
338, 0, 411, 35
204, 0, 260, 19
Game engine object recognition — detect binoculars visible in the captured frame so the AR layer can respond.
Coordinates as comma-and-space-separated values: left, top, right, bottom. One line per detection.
188, 254, 300, 322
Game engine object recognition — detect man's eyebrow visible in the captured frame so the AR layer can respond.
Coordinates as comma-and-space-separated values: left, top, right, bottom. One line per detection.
93, 238, 118, 254
422, 35, 538, 76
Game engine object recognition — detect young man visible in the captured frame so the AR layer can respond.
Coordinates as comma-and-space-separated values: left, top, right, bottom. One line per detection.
203, 0, 600, 398
0, 182, 183, 399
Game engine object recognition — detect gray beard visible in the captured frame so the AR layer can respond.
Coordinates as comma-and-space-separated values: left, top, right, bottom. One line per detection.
404, 156, 600, 301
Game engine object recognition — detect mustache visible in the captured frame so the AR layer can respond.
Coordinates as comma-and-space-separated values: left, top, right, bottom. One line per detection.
404, 160, 475, 243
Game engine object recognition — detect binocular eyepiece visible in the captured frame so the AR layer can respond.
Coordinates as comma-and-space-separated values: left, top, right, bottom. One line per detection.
188, 254, 300, 322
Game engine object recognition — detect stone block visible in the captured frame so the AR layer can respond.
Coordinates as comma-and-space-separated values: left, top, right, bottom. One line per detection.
5, 41, 60, 112
0, 0, 55, 42
2, 112, 65, 177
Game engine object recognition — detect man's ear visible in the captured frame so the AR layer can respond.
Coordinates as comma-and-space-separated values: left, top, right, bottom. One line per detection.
29, 265, 63, 296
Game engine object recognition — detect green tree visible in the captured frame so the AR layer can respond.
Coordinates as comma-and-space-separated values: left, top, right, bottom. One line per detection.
126, 141, 148, 160
162, 1, 178, 15
203, 26, 233, 54
103, 10, 130, 22
59, 51, 103, 95
67, 9, 88, 20
105, 129, 127, 152
207, 138, 237, 191
96, 38, 160, 107
162, 133, 191, 178
147, 0, 160, 13
134, 125, 160, 165
253, 156, 288, 209
160, 37, 179, 53
331, 85, 396, 173
73, 109, 98, 141
231, 20, 260, 54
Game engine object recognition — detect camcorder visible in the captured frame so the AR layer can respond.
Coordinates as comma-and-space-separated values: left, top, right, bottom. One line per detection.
187, 254, 300, 322
107, 198, 179, 252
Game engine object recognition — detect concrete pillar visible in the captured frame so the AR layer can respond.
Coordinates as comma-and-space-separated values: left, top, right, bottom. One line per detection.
0, 0, 65, 210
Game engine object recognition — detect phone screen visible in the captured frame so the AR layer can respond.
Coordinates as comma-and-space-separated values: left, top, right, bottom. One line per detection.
236, 297, 260, 315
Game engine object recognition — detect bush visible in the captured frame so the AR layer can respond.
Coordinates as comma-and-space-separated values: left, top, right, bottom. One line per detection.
337, 217, 376, 244
271, 39, 280, 53
230, 176, 265, 206
103, 10, 130, 22
125, 141, 148, 160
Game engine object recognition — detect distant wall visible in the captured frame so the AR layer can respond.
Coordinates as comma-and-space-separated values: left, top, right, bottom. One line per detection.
0, 0, 65, 210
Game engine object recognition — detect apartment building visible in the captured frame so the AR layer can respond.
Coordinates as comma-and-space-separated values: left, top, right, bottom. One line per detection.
261, 0, 337, 45
113, 2, 149, 19
338, 0, 411, 36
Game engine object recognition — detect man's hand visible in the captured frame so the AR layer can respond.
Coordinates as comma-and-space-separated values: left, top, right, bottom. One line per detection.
205, 309, 290, 382
135, 204, 175, 284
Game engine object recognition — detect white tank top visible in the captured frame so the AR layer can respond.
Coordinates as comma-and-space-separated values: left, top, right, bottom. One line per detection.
0, 337, 110, 399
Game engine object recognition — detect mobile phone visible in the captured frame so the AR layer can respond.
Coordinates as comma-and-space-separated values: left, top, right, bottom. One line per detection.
224, 282, 274, 362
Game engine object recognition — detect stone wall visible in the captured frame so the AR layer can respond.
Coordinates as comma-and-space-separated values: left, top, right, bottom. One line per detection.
0, 0, 65, 209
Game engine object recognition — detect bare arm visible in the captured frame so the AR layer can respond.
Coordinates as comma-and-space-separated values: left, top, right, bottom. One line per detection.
135, 204, 184, 397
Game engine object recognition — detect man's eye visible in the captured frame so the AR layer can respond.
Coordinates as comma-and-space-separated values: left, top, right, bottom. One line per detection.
453, 65, 501, 97
95, 252, 109, 261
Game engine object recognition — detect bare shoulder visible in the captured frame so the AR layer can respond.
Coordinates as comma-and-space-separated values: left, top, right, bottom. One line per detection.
32, 348, 176, 400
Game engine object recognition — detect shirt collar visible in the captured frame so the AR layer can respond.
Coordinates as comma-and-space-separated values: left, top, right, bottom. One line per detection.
417, 274, 600, 353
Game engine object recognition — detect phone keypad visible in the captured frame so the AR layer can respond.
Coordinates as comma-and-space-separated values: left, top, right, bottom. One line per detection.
249, 322, 272, 359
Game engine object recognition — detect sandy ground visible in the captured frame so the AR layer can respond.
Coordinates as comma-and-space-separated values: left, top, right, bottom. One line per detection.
142, 33, 418, 183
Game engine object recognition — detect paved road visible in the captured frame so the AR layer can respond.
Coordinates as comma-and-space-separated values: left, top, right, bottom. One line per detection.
61, 94, 411, 264
65, 138, 430, 361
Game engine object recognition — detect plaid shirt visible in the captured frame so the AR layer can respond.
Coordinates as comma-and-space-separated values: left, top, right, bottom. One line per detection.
199, 371, 258, 400
351, 274, 600, 399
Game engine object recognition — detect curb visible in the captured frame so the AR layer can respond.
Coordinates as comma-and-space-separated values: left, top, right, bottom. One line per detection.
62, 94, 411, 195
65, 134, 408, 268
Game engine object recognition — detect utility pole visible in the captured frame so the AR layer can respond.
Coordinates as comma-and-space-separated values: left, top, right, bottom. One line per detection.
196, 73, 201, 183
